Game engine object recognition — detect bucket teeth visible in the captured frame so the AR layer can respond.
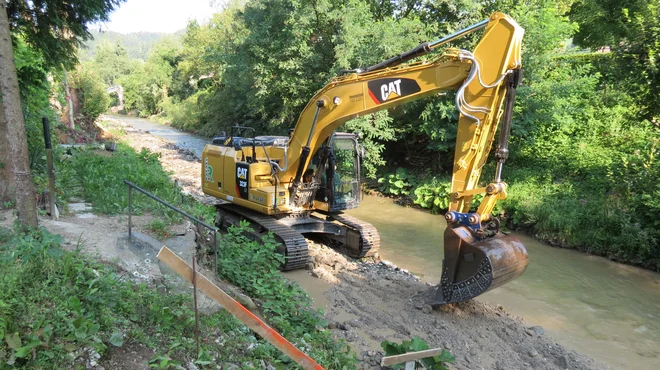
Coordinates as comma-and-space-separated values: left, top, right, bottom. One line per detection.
432, 226, 528, 306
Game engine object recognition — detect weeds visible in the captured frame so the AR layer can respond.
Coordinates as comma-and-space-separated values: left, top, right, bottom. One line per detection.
0, 226, 303, 368
7, 144, 357, 368
146, 219, 172, 239
55, 144, 179, 215
217, 222, 357, 369
381, 337, 455, 370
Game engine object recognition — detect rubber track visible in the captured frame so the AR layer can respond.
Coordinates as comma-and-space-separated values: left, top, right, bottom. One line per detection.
218, 204, 309, 271
331, 213, 381, 258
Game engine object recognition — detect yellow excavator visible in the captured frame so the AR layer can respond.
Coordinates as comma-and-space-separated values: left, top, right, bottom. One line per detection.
202, 12, 528, 305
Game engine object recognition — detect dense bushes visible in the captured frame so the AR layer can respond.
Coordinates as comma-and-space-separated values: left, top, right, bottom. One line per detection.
0, 225, 321, 368
55, 144, 178, 214
0, 227, 198, 367
217, 223, 356, 368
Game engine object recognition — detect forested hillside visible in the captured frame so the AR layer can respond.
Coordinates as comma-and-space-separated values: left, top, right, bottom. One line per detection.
85, 0, 659, 270
80, 30, 171, 61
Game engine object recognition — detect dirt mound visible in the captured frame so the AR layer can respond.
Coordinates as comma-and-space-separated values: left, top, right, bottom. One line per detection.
303, 242, 609, 370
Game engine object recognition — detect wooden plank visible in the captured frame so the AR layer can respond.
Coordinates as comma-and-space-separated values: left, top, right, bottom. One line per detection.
381, 347, 446, 366
157, 246, 324, 370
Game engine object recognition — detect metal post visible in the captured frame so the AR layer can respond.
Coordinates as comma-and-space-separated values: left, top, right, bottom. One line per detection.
42, 117, 58, 220
128, 186, 132, 239
192, 257, 200, 359
212, 231, 218, 274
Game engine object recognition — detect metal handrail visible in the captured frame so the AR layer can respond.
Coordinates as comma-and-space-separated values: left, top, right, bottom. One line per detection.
124, 179, 218, 273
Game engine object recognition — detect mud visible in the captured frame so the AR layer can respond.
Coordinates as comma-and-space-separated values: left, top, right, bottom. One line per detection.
296, 242, 609, 370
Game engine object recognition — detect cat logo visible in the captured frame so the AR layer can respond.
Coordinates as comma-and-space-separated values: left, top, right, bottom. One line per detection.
381, 79, 402, 101
367, 78, 421, 104
237, 167, 248, 180
236, 163, 250, 199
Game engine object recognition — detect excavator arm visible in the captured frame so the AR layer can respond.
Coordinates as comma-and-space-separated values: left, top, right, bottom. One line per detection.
283, 13, 523, 226
281, 12, 528, 305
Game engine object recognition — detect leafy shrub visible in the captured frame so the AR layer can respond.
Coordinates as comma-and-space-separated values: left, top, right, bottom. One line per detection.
381, 337, 454, 370
413, 178, 451, 214
378, 168, 415, 196
161, 91, 208, 132
217, 222, 356, 368
58, 144, 178, 214
72, 65, 111, 125
0, 227, 198, 368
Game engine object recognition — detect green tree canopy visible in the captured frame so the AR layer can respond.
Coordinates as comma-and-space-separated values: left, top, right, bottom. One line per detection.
7, 0, 125, 68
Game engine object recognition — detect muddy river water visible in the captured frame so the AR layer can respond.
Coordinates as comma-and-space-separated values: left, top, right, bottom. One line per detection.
111, 115, 660, 369
347, 195, 660, 370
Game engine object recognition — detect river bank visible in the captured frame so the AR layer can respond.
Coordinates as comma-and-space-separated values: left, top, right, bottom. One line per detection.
96, 115, 617, 369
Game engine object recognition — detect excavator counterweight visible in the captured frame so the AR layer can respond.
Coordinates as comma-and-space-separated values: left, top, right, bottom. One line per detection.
201, 12, 529, 304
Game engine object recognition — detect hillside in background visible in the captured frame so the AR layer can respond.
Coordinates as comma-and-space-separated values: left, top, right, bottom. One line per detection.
80, 29, 182, 60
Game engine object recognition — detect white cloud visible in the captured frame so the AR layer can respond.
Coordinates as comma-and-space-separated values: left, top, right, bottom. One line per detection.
104, 0, 220, 34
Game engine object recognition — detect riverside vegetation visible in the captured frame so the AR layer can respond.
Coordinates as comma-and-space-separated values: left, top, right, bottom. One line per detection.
2, 142, 358, 368
73, 0, 659, 271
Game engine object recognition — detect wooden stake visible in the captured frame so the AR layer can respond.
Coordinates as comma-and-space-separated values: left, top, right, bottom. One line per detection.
157, 246, 324, 370
42, 117, 58, 220
381, 347, 448, 366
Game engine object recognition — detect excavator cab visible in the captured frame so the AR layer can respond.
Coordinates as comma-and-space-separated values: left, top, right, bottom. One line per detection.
314, 132, 362, 212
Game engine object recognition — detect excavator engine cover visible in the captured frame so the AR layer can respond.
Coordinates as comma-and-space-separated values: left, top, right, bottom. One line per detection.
432, 226, 528, 305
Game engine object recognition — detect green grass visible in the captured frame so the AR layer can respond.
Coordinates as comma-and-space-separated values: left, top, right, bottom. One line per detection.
146, 219, 173, 239
0, 226, 280, 369
56, 144, 180, 215
7, 143, 357, 369
48, 142, 215, 224
217, 224, 356, 368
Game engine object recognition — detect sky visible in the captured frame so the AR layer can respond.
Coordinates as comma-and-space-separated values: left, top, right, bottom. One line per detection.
103, 0, 221, 34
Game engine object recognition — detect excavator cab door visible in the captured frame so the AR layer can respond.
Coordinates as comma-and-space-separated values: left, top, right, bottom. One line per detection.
314, 132, 361, 212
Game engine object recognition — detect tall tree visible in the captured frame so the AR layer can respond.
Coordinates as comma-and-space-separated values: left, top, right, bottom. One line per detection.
0, 0, 125, 227
570, 0, 660, 120
0, 2, 36, 226
6, 0, 124, 69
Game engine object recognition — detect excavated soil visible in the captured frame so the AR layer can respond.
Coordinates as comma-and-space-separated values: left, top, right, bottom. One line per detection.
86, 116, 610, 370
297, 242, 609, 370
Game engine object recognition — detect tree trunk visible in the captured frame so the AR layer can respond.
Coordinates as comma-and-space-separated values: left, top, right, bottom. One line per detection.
0, 99, 13, 205
0, 2, 37, 227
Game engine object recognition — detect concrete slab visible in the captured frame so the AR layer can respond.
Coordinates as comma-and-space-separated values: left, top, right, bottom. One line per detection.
69, 203, 93, 213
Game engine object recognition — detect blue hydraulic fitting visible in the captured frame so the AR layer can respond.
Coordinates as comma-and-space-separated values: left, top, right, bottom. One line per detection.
445, 211, 481, 231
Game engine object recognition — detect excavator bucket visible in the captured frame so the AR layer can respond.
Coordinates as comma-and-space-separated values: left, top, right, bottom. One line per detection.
431, 226, 528, 305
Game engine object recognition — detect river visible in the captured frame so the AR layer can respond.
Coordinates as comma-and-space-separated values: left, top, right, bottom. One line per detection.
109, 114, 660, 370
347, 195, 660, 370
